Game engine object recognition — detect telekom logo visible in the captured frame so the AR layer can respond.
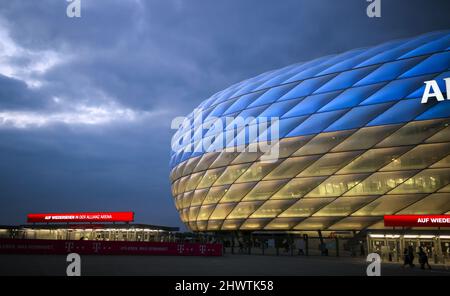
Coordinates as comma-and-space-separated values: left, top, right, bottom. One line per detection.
177, 244, 184, 254
65, 242, 74, 253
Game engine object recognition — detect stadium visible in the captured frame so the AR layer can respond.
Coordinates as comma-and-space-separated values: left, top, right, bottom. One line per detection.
170, 30, 450, 258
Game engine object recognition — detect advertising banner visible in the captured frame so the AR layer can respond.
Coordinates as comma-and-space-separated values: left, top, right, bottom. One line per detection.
27, 212, 135, 223
384, 215, 450, 227
0, 239, 222, 256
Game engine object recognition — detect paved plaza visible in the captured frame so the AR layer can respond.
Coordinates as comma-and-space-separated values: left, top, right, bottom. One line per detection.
1, 254, 449, 276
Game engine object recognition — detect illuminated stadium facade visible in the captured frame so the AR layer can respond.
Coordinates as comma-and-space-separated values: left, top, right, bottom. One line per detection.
170, 30, 450, 236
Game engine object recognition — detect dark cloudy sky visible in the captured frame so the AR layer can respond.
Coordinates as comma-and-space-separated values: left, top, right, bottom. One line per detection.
0, 0, 449, 228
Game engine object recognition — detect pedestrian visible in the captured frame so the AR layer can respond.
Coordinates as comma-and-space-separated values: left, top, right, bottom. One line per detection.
403, 247, 410, 267
407, 245, 415, 268
418, 247, 432, 270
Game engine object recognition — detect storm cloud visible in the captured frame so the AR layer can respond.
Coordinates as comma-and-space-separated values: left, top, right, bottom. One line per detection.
0, 0, 449, 228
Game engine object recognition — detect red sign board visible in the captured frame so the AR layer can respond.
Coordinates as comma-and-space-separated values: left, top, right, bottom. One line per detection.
0, 239, 222, 256
384, 215, 450, 227
27, 212, 134, 223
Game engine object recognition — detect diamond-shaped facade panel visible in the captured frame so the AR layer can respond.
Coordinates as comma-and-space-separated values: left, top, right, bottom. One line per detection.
170, 31, 450, 232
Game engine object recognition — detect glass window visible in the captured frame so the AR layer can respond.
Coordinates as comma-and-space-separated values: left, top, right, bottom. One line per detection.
195, 221, 208, 231
319, 83, 386, 112
209, 151, 240, 168
258, 99, 301, 118
277, 135, 314, 158
367, 99, 432, 126
202, 185, 230, 205
313, 196, 377, 216
250, 200, 296, 218
400, 51, 450, 78
314, 65, 378, 93
293, 217, 339, 230
223, 91, 265, 115
332, 124, 401, 152
381, 143, 450, 171
171, 179, 180, 196
278, 116, 309, 137
235, 160, 283, 183
197, 167, 226, 189
196, 205, 216, 221
188, 206, 200, 221
240, 219, 271, 230
227, 201, 264, 219
242, 180, 289, 201
209, 203, 236, 220
181, 156, 201, 177
282, 91, 341, 118
220, 182, 257, 202
426, 124, 450, 143
353, 194, 426, 216
400, 33, 450, 58
230, 143, 263, 164
272, 177, 327, 199
389, 168, 450, 194
325, 103, 393, 132
439, 184, 450, 192
190, 189, 209, 206
306, 174, 369, 197
193, 153, 220, 173
431, 155, 450, 168
294, 130, 355, 156
328, 217, 381, 230
360, 74, 435, 105
279, 198, 335, 217
248, 84, 297, 108
298, 151, 363, 177
221, 219, 244, 230
416, 100, 450, 121
287, 110, 348, 137
279, 74, 337, 100
344, 171, 418, 196
376, 119, 449, 147
182, 191, 194, 209
264, 218, 303, 230
214, 163, 252, 186
356, 56, 425, 86
338, 146, 412, 174
177, 176, 189, 194
398, 193, 450, 214
264, 155, 321, 180
184, 171, 206, 192
207, 220, 224, 231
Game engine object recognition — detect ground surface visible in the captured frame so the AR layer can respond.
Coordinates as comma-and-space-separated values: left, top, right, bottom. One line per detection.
1, 254, 450, 276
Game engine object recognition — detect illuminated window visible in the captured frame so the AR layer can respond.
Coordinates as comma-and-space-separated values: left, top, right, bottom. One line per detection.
389, 168, 450, 194
264, 218, 303, 230
345, 171, 417, 196
306, 174, 369, 197
190, 188, 209, 206
227, 201, 263, 219
294, 217, 339, 230
196, 205, 216, 221
294, 130, 355, 156
279, 198, 334, 217
235, 160, 282, 183
184, 171, 205, 191
272, 177, 327, 199
202, 185, 230, 205
209, 203, 236, 220
250, 200, 296, 218
338, 147, 412, 174
277, 135, 314, 158
220, 182, 256, 202
264, 155, 321, 180
214, 163, 251, 186
243, 180, 289, 201
381, 143, 450, 171
298, 151, 363, 177
193, 153, 220, 173
240, 219, 271, 230
313, 196, 377, 216
197, 167, 226, 189
328, 217, 381, 230
353, 194, 425, 216
376, 119, 449, 147
332, 125, 401, 152
398, 193, 450, 214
